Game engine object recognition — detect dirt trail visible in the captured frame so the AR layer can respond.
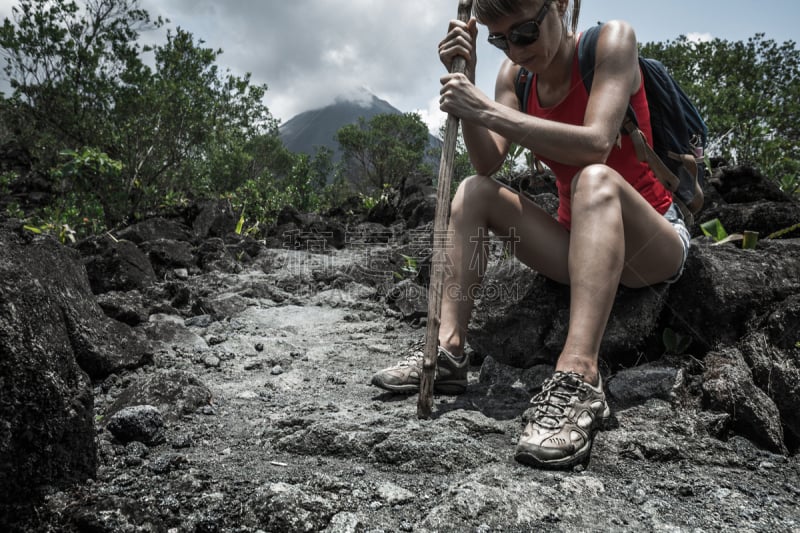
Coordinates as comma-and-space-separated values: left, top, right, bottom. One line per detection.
20, 247, 800, 532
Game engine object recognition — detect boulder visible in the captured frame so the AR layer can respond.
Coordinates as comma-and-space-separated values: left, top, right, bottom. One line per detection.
665, 239, 800, 348
467, 258, 557, 368
366, 199, 398, 226
693, 165, 797, 238
74, 234, 157, 294
139, 238, 196, 275
0, 229, 97, 503
195, 237, 239, 273
192, 199, 238, 239
702, 346, 786, 454
710, 165, 793, 204
607, 363, 679, 405
739, 293, 800, 441
106, 405, 166, 445
224, 233, 266, 262
398, 185, 436, 229
387, 279, 428, 320
106, 369, 212, 422
467, 257, 668, 368
116, 217, 193, 244
2, 228, 153, 381
695, 201, 800, 239
268, 207, 347, 251
95, 290, 149, 326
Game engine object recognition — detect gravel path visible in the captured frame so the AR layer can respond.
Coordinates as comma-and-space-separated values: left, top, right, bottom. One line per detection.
15, 248, 800, 532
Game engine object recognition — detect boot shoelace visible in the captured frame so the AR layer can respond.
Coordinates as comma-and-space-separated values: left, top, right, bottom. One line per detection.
530, 371, 586, 430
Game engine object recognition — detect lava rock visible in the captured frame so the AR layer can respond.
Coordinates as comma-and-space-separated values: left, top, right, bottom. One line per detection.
107, 369, 212, 422
607, 363, 679, 405
74, 234, 157, 294
468, 257, 668, 368
702, 347, 786, 454
666, 239, 800, 349
116, 217, 194, 244
106, 405, 166, 445
387, 279, 428, 319
0, 226, 154, 503
249, 482, 338, 532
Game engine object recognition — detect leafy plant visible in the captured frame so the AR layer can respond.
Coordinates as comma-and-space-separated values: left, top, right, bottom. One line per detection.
0, 170, 16, 191
499, 142, 535, 179
700, 218, 728, 242
53, 147, 123, 226
359, 192, 379, 211
235, 206, 245, 235
4, 201, 24, 219
700, 218, 759, 249
394, 254, 419, 281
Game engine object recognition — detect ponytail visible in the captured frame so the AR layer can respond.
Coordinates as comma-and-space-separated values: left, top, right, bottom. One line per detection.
569, 0, 581, 34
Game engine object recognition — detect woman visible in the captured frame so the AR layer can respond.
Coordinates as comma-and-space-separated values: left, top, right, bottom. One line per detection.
371, 0, 690, 468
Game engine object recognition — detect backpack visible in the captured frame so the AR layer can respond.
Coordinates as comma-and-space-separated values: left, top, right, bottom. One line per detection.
515, 23, 708, 225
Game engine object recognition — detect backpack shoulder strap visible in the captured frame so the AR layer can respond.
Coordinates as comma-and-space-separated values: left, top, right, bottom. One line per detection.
577, 23, 638, 128
577, 23, 601, 93
515, 67, 534, 112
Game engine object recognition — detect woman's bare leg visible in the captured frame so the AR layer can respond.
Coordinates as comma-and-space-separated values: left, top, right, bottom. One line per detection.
439, 166, 685, 382
557, 164, 685, 383
438, 174, 571, 356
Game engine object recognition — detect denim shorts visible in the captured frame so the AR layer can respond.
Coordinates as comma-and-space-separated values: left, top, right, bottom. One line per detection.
663, 203, 691, 284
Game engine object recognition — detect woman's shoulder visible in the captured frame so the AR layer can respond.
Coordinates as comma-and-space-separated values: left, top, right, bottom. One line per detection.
586, 19, 638, 49
495, 58, 526, 108
496, 58, 523, 90
498, 58, 521, 79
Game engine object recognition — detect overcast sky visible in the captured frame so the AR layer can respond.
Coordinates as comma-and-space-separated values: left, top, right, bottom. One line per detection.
1, 1, 798, 133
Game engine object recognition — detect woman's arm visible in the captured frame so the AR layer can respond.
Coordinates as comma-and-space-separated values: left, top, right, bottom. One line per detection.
441, 20, 641, 170
438, 17, 514, 175
456, 69, 517, 176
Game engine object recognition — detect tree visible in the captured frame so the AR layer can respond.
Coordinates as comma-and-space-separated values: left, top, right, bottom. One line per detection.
336, 112, 432, 203
0, 0, 284, 227
0, 0, 155, 150
281, 146, 333, 212
640, 34, 800, 193
114, 26, 278, 216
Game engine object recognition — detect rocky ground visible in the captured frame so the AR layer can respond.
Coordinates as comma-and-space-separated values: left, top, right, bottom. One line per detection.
6, 240, 800, 533
3, 165, 800, 532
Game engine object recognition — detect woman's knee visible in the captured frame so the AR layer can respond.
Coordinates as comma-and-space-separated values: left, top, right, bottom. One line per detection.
451, 174, 495, 217
570, 164, 622, 208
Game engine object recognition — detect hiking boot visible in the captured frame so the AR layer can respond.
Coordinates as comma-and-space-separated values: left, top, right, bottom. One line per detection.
370, 343, 468, 394
514, 371, 610, 468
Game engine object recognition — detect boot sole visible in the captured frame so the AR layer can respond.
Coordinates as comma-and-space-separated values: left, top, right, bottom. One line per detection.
371, 376, 466, 395
514, 409, 611, 469
514, 441, 593, 469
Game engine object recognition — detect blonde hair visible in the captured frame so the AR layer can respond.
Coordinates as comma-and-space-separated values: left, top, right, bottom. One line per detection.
473, 0, 582, 34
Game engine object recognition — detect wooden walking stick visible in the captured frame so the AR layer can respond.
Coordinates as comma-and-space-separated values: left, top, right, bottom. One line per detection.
418, 0, 473, 419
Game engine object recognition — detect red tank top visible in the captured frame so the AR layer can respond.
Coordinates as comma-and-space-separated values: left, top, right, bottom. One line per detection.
527, 34, 672, 230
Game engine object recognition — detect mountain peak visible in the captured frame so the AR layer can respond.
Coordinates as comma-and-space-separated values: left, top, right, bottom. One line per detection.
278, 90, 403, 162
333, 86, 385, 107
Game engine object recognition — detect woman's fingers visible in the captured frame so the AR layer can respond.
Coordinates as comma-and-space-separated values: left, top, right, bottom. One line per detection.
439, 18, 479, 77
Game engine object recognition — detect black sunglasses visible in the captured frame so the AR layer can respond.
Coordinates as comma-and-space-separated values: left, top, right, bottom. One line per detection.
487, 0, 553, 51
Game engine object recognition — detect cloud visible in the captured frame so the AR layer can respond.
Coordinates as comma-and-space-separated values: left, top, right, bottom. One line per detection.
139, 0, 455, 128
415, 95, 448, 137
686, 32, 713, 43
0, 0, 498, 132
